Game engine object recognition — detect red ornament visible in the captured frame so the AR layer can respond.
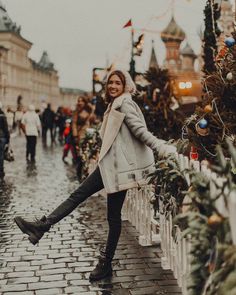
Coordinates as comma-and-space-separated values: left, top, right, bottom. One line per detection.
216, 46, 228, 61
190, 146, 198, 161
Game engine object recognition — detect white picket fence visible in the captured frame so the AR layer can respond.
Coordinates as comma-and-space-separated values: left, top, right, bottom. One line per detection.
88, 153, 236, 294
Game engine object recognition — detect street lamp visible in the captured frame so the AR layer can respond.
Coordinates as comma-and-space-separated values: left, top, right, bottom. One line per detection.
129, 32, 144, 80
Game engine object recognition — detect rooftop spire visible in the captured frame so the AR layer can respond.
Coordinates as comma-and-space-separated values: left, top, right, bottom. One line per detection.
149, 40, 159, 70
39, 51, 54, 70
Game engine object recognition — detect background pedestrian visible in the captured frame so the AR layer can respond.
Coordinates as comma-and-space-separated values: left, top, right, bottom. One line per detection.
21, 104, 41, 162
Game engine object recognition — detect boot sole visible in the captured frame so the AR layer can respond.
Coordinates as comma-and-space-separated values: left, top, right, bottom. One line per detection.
89, 269, 113, 281
14, 217, 39, 245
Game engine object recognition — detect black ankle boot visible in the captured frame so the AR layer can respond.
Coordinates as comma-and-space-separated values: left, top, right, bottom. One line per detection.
14, 216, 51, 245
89, 256, 113, 281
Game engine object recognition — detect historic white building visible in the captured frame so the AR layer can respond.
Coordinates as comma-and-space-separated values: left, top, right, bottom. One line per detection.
0, 1, 85, 110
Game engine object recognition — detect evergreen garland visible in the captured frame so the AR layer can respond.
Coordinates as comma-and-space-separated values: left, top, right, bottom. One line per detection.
174, 140, 236, 295
78, 126, 101, 181
149, 139, 236, 294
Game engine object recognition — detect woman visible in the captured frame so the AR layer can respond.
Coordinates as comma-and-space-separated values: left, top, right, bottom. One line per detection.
72, 95, 94, 143
14, 70, 176, 281
72, 96, 94, 176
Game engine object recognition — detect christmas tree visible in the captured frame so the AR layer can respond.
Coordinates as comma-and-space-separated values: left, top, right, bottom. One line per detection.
185, 30, 236, 162
134, 67, 184, 141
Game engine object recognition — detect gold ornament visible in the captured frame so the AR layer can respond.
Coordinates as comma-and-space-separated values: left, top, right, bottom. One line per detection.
204, 104, 213, 113
195, 124, 209, 136
159, 162, 167, 169
207, 214, 223, 227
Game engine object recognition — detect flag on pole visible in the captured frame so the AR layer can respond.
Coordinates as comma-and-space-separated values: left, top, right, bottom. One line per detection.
123, 19, 132, 28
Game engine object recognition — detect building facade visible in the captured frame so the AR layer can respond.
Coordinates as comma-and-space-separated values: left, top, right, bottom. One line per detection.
0, 2, 85, 111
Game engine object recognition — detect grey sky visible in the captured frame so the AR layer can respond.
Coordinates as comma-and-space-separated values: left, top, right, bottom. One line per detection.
5, 0, 232, 91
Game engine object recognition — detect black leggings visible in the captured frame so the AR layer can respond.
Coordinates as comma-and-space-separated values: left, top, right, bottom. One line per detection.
47, 166, 127, 260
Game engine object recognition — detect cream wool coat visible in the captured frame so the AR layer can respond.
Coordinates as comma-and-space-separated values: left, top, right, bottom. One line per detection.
98, 92, 165, 194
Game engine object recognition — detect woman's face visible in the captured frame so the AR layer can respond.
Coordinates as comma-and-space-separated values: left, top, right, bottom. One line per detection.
77, 98, 85, 110
107, 74, 125, 99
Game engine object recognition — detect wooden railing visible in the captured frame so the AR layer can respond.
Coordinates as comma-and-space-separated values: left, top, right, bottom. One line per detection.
88, 152, 236, 294
125, 152, 236, 294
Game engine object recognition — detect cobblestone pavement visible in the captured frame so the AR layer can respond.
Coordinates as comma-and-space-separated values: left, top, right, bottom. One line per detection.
0, 135, 182, 295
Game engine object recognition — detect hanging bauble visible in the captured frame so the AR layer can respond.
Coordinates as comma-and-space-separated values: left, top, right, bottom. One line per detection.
144, 104, 149, 111
207, 214, 223, 228
226, 72, 233, 81
224, 37, 236, 48
91, 97, 97, 105
190, 146, 198, 160
216, 46, 228, 61
198, 118, 208, 129
195, 124, 209, 136
204, 104, 213, 113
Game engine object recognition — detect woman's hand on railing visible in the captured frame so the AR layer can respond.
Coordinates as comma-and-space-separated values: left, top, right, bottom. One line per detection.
158, 144, 177, 158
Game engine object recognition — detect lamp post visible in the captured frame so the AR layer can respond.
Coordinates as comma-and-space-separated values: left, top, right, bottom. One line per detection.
129, 29, 136, 80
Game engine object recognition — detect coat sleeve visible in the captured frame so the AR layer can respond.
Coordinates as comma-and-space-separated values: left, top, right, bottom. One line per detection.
120, 98, 166, 151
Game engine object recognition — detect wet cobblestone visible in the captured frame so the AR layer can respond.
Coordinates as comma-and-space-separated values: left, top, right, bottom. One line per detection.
0, 135, 182, 294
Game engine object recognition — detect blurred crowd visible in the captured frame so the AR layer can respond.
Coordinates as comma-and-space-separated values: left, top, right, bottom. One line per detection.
0, 95, 104, 181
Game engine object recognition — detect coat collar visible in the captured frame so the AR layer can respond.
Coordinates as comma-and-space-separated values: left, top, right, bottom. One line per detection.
104, 92, 131, 115
98, 93, 131, 162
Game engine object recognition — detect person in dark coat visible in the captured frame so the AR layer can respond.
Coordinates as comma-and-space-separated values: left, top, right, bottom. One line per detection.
54, 106, 66, 144
0, 102, 10, 179
41, 103, 55, 145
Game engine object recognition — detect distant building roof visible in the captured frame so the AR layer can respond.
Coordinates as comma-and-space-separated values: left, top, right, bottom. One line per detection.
181, 42, 196, 57
161, 16, 185, 42
0, 1, 32, 46
149, 40, 159, 70
30, 52, 55, 72
60, 87, 86, 95
38, 51, 54, 70
0, 1, 21, 34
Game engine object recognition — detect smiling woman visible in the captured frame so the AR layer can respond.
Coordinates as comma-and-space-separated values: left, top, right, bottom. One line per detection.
14, 68, 177, 282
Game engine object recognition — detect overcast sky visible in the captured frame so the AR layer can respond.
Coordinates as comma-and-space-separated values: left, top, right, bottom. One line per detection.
4, 0, 234, 91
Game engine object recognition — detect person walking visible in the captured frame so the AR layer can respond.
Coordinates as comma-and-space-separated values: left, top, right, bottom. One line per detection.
54, 106, 66, 144
62, 119, 77, 164
14, 70, 176, 281
41, 103, 55, 145
0, 102, 10, 179
21, 104, 41, 162
6, 107, 15, 133
15, 106, 24, 135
